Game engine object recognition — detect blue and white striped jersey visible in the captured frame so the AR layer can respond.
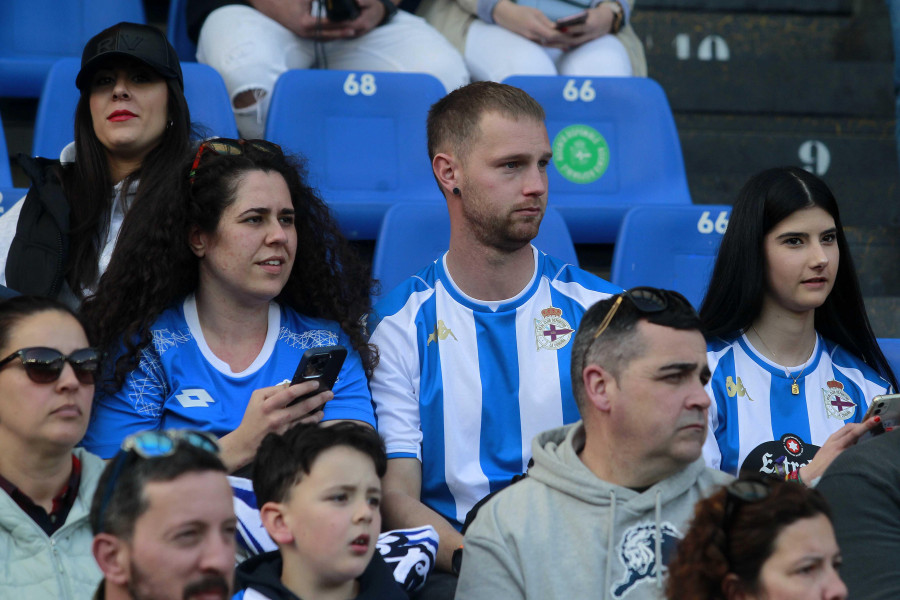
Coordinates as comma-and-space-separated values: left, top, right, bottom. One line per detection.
368, 246, 619, 529
702, 333, 891, 476
82, 296, 375, 458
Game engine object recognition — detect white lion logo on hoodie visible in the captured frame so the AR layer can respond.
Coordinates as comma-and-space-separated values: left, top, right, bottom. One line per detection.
612, 521, 682, 598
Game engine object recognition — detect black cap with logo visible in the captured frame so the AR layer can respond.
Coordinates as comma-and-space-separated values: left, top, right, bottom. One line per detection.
76, 22, 183, 91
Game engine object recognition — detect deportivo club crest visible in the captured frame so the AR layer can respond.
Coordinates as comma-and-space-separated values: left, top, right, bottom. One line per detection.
534, 306, 574, 351
823, 380, 856, 420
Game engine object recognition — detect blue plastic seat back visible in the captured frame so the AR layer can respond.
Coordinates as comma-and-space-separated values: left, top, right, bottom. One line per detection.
372, 203, 577, 301
502, 75, 692, 243
0, 188, 27, 216
0, 115, 12, 188
33, 58, 238, 159
166, 0, 197, 62
611, 204, 731, 309
0, 0, 146, 97
264, 69, 448, 240
878, 338, 900, 382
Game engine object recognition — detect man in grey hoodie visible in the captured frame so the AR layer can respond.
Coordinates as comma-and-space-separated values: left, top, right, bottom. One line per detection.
455, 287, 733, 600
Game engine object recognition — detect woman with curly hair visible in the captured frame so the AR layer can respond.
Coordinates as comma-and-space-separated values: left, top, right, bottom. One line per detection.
666, 477, 846, 600
80, 139, 376, 472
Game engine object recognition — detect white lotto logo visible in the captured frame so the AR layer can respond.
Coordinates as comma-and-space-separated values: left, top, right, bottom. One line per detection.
175, 388, 216, 408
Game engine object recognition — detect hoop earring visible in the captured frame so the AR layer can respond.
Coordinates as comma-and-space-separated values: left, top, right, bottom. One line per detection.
452, 187, 460, 196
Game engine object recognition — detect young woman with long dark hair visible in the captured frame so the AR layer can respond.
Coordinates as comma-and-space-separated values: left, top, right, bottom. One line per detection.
0, 22, 192, 306
700, 166, 895, 481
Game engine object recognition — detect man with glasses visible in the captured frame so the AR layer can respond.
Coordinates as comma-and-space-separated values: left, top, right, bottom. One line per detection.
367, 82, 621, 590
455, 288, 733, 600
89, 430, 237, 600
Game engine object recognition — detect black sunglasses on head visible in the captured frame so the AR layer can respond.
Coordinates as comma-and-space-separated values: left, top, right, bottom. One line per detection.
0, 346, 101, 385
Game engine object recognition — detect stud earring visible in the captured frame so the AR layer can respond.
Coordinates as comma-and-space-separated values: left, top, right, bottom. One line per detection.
452, 187, 461, 196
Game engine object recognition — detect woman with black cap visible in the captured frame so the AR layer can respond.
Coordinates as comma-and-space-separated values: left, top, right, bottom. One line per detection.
0, 22, 191, 307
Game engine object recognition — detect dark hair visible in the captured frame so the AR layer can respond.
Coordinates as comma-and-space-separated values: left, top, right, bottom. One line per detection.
426, 81, 545, 163
699, 167, 896, 389
0, 295, 89, 351
569, 289, 702, 412
666, 478, 833, 600
89, 442, 227, 538
252, 422, 387, 507
82, 141, 376, 389
62, 68, 192, 300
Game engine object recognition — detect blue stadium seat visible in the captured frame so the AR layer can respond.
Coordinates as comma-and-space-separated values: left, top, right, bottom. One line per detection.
0, 188, 27, 215
166, 0, 197, 62
502, 75, 692, 243
611, 204, 732, 308
264, 69, 447, 240
0, 114, 12, 188
0, 0, 146, 97
371, 203, 577, 301
33, 58, 238, 159
878, 338, 900, 380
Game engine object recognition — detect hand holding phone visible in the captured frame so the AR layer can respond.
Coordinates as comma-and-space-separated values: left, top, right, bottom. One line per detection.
859, 393, 900, 442
287, 345, 347, 406
556, 11, 588, 29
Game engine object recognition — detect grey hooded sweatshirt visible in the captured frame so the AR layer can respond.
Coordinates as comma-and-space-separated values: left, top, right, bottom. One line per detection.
455, 422, 732, 600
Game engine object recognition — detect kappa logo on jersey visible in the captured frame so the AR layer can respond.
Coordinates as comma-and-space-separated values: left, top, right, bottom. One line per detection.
611, 522, 681, 599
175, 388, 216, 408
726, 375, 753, 401
823, 380, 856, 420
426, 320, 457, 346
534, 306, 574, 351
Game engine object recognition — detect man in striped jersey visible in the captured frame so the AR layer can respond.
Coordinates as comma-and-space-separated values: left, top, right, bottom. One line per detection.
368, 81, 620, 584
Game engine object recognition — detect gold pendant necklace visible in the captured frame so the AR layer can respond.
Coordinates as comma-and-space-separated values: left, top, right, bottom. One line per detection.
751, 326, 814, 395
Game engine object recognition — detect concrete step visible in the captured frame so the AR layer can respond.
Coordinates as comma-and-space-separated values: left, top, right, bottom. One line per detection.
632, 11, 892, 62
648, 57, 893, 117
676, 114, 899, 222
635, 0, 852, 14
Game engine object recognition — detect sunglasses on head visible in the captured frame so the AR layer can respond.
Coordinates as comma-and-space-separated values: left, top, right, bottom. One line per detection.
0, 346, 101, 385
96, 430, 221, 532
722, 478, 772, 533
189, 138, 283, 185
591, 286, 692, 341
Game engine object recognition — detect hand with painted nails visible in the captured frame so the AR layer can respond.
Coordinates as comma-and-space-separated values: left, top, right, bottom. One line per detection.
800, 416, 882, 483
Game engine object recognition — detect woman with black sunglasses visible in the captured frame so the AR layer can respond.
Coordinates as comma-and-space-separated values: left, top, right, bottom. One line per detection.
666, 477, 847, 600
699, 167, 896, 482
80, 139, 376, 473
0, 295, 105, 599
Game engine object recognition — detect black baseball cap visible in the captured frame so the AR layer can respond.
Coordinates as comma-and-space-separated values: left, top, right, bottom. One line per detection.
76, 22, 183, 91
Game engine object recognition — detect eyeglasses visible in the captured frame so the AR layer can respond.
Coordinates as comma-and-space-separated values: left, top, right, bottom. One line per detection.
189, 138, 283, 184
96, 430, 220, 532
0, 346, 101, 385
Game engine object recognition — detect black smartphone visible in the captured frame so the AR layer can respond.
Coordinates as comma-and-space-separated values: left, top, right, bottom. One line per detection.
859, 393, 900, 442
556, 11, 588, 29
325, 0, 360, 21
287, 345, 347, 406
